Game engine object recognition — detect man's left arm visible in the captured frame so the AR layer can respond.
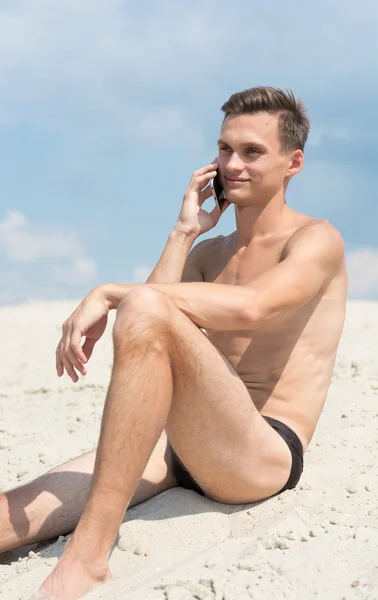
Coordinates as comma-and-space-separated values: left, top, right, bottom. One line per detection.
103, 224, 345, 331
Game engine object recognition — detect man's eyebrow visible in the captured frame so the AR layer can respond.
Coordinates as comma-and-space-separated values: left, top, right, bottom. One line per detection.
217, 138, 267, 150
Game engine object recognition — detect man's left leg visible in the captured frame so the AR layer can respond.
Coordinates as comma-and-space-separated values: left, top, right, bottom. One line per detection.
36, 287, 291, 600
0, 432, 176, 555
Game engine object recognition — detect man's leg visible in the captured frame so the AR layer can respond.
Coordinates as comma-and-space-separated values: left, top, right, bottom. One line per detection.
0, 432, 177, 554
37, 287, 292, 600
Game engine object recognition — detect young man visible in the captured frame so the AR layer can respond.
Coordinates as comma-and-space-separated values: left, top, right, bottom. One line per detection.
1, 87, 347, 600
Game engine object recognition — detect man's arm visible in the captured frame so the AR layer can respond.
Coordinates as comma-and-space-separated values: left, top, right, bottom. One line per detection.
56, 161, 226, 381
241, 222, 345, 325
140, 159, 225, 285
146, 227, 202, 284
104, 223, 345, 331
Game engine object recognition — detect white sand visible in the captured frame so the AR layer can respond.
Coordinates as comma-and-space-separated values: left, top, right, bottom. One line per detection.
0, 300, 377, 599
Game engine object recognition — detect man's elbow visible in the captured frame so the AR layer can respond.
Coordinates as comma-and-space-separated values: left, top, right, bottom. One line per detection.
243, 291, 317, 329
241, 304, 264, 329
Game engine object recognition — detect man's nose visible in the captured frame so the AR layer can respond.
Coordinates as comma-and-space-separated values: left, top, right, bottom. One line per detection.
226, 152, 244, 171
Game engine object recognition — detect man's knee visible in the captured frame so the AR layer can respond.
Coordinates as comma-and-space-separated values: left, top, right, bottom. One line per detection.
113, 287, 174, 347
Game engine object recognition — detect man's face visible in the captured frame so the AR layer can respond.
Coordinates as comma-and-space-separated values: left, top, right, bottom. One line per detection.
217, 112, 302, 206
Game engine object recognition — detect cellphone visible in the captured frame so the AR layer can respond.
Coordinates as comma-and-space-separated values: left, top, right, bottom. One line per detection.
210, 171, 227, 212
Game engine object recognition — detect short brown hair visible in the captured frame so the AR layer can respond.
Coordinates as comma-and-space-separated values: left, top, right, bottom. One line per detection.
221, 86, 310, 153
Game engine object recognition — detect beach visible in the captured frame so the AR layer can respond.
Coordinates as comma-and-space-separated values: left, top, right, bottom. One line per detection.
0, 299, 377, 599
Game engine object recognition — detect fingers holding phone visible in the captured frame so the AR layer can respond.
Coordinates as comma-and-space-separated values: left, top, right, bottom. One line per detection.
198, 178, 215, 206
185, 161, 218, 198
177, 160, 229, 237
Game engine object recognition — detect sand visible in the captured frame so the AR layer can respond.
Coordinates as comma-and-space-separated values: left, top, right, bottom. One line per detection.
0, 300, 377, 599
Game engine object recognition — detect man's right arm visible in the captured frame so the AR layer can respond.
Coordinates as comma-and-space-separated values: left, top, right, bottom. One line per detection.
145, 160, 226, 285
146, 226, 208, 284
56, 161, 225, 380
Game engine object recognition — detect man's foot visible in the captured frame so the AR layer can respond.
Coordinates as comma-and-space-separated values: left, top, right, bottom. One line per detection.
31, 540, 111, 600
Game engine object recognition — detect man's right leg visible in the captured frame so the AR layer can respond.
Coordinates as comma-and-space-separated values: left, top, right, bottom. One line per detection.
0, 431, 177, 554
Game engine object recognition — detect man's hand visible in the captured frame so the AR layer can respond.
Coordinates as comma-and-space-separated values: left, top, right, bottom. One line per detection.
56, 287, 111, 383
176, 161, 230, 238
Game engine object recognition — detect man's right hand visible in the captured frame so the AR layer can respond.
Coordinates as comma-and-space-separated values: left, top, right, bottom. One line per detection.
176, 161, 230, 238
56, 287, 111, 383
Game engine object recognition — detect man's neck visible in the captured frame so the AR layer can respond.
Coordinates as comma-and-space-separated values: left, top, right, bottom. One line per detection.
233, 193, 296, 246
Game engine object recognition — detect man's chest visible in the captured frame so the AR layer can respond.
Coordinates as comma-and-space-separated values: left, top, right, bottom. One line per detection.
203, 239, 287, 286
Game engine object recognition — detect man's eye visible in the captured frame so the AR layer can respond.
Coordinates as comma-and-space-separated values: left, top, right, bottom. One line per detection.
220, 146, 232, 152
247, 148, 259, 154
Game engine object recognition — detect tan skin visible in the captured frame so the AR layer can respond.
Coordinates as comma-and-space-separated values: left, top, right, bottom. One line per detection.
0, 112, 347, 600
203, 112, 347, 448
201, 224, 347, 451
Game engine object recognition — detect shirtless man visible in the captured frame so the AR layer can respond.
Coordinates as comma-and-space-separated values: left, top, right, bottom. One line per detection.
0, 86, 348, 600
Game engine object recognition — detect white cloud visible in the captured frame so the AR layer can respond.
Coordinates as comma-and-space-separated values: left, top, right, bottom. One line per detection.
0, 0, 377, 304
0, 1, 221, 150
138, 106, 205, 150
346, 248, 378, 298
51, 258, 97, 286
0, 0, 376, 203
0, 210, 87, 265
1, 0, 377, 151
308, 126, 351, 147
0, 210, 96, 297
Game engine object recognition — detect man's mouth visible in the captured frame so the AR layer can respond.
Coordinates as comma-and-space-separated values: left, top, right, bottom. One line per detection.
224, 176, 249, 184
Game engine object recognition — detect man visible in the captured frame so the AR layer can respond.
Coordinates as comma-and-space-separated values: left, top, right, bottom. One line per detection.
1, 87, 347, 600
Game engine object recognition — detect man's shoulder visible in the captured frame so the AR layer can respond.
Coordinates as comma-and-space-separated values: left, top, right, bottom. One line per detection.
184, 235, 228, 279
284, 219, 345, 262
192, 234, 229, 256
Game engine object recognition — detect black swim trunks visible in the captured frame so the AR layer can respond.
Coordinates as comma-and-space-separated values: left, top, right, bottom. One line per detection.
169, 416, 304, 499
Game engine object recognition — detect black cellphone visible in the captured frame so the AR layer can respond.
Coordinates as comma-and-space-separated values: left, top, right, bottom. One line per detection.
210, 171, 227, 212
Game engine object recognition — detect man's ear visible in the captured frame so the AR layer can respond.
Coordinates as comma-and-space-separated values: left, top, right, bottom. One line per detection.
287, 150, 304, 177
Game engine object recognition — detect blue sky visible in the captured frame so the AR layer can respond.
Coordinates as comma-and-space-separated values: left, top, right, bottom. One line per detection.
0, 0, 377, 304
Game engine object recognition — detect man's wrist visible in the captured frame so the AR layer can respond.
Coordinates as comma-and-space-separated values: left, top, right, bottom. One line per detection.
96, 283, 130, 311
171, 225, 198, 245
